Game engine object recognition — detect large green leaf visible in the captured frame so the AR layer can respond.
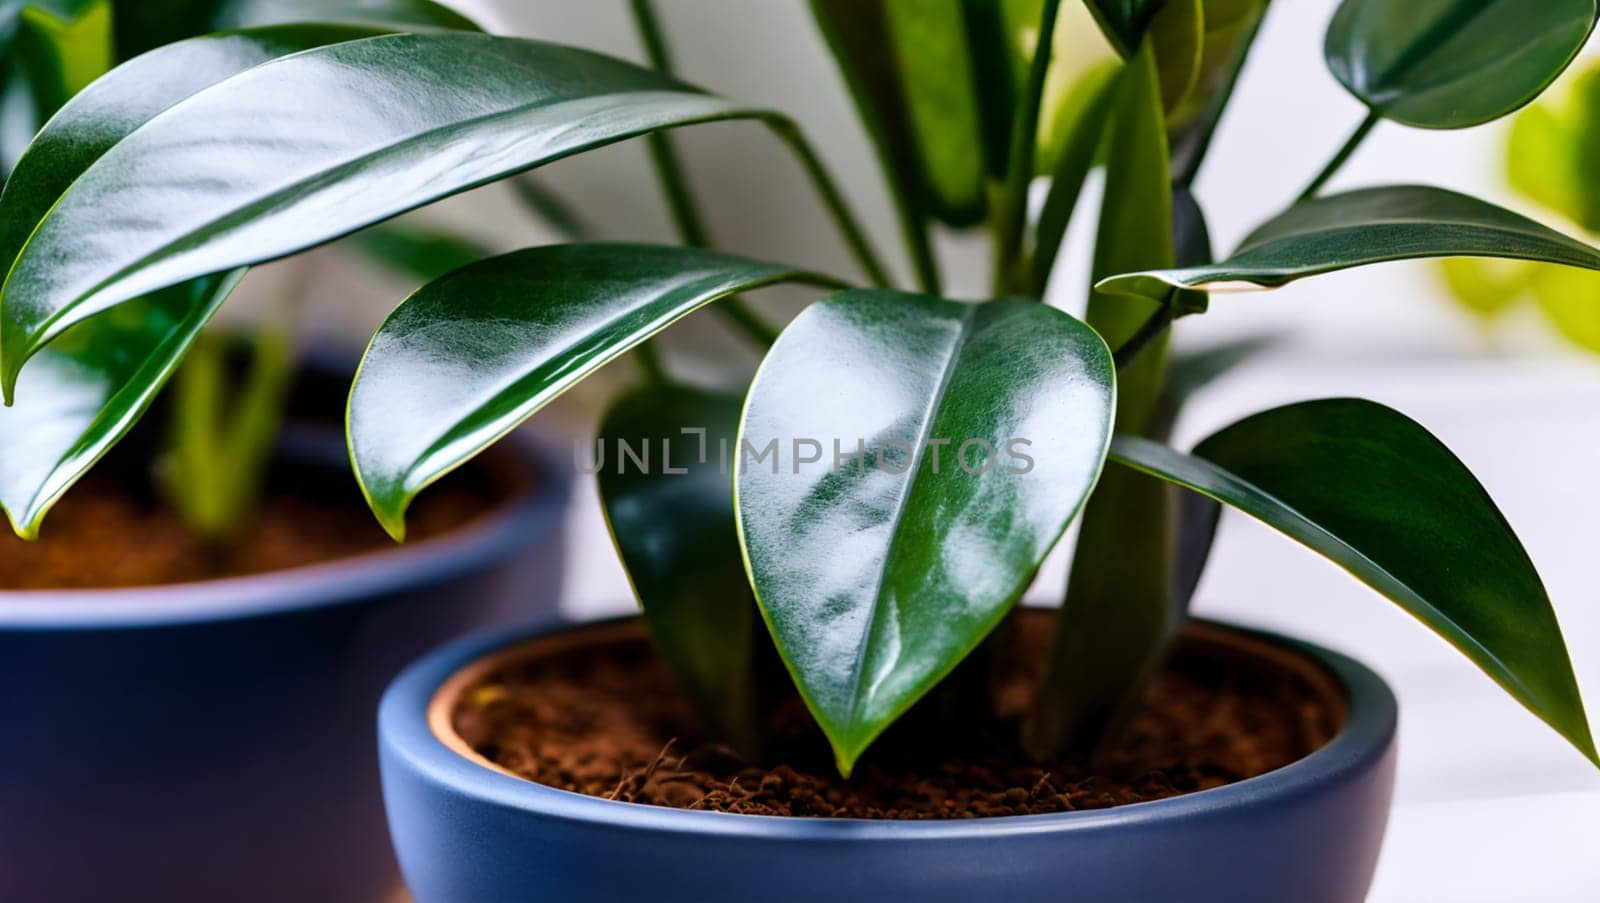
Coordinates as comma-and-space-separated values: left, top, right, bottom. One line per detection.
0, 32, 788, 396
1113, 399, 1598, 766
1148, 0, 1202, 113
598, 385, 761, 752
881, 0, 989, 225
0, 25, 376, 537
348, 243, 837, 538
1097, 185, 1600, 302
1325, 0, 1597, 129
735, 289, 1115, 774
1029, 39, 1174, 761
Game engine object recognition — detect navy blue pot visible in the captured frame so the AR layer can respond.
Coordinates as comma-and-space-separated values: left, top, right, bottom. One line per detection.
0, 434, 569, 903
382, 616, 1397, 903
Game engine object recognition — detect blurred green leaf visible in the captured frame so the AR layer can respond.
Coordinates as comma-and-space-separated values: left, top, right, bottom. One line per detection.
1030, 59, 1118, 293
1325, 0, 1596, 129
348, 243, 836, 538
598, 386, 761, 752
882, 0, 989, 225
11, 0, 112, 118
1099, 186, 1600, 301
1169, 0, 1268, 181
1532, 261, 1600, 352
736, 289, 1115, 775
1148, 0, 1201, 113
1083, 0, 1164, 56
1114, 399, 1598, 767
346, 223, 489, 286
1506, 67, 1600, 232
1436, 256, 1533, 320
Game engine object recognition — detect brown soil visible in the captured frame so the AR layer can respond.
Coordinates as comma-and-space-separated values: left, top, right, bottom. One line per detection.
450, 613, 1346, 819
0, 450, 507, 590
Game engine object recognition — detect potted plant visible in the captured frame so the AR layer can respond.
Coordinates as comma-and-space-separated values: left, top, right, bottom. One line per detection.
0, 3, 568, 901
6, 0, 1599, 901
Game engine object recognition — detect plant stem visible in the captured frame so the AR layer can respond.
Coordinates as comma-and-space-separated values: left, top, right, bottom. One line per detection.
992, 0, 1061, 297
1111, 296, 1178, 371
633, 341, 668, 385
769, 119, 894, 288
626, 0, 777, 349
1296, 110, 1378, 203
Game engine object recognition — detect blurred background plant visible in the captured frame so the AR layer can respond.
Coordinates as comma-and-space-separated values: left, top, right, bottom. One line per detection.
1437, 59, 1600, 352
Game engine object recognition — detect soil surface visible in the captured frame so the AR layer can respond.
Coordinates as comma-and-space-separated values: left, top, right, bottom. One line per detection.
453, 614, 1345, 819
0, 451, 505, 590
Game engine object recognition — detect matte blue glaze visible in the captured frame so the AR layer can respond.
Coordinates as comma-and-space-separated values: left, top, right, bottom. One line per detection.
0, 435, 570, 903
382, 617, 1397, 903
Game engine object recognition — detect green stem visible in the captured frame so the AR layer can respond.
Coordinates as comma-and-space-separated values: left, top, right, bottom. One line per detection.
1296, 110, 1378, 203
626, 0, 775, 348
992, 0, 1061, 297
1111, 296, 1178, 371
769, 118, 893, 288
633, 341, 668, 385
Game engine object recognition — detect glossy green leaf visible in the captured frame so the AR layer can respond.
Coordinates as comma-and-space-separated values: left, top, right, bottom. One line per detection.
598, 386, 760, 752
1112, 399, 1598, 766
0, 32, 788, 397
882, 0, 988, 224
0, 25, 374, 537
735, 289, 1115, 774
349, 243, 836, 538
1325, 0, 1597, 129
1084, 0, 1164, 56
1030, 40, 1175, 761
1098, 186, 1600, 302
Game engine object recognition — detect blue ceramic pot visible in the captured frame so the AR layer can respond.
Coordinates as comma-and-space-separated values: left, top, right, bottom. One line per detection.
0, 433, 569, 903
382, 616, 1397, 903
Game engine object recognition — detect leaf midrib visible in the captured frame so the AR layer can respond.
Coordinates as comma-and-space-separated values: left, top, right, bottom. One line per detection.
841, 301, 980, 738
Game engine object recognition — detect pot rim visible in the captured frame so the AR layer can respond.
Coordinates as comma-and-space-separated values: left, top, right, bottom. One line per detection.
380, 613, 1398, 840
0, 436, 570, 630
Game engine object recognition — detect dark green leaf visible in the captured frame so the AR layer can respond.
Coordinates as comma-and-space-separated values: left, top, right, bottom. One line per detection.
598, 386, 760, 752
1112, 399, 1598, 766
1029, 40, 1175, 761
349, 243, 836, 538
0, 25, 372, 537
1325, 0, 1597, 129
0, 33, 788, 397
882, 0, 989, 224
1084, 0, 1164, 56
736, 289, 1115, 774
1098, 185, 1600, 302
